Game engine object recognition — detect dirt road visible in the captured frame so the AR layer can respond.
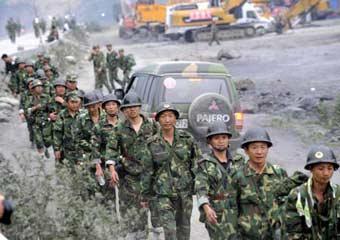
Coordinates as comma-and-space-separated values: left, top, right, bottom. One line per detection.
1, 18, 340, 239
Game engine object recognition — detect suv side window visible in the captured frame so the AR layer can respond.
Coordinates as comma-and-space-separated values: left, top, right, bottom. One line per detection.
129, 74, 149, 98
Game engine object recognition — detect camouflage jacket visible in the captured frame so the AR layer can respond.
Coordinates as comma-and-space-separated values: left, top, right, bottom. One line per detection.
24, 93, 50, 124
47, 94, 66, 116
15, 69, 27, 94
195, 151, 245, 215
90, 52, 106, 72
91, 116, 119, 162
105, 115, 158, 194
106, 51, 118, 69
53, 108, 81, 160
285, 178, 340, 240
78, 111, 106, 155
227, 162, 288, 239
142, 129, 201, 198
118, 54, 136, 72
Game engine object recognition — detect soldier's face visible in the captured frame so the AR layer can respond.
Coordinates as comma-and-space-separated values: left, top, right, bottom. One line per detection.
87, 104, 99, 115
104, 101, 119, 116
158, 111, 176, 130
67, 99, 81, 112
25, 66, 33, 73
107, 46, 112, 51
55, 86, 66, 95
66, 81, 77, 90
34, 86, 43, 94
18, 63, 25, 69
245, 142, 269, 166
311, 163, 334, 185
123, 106, 140, 119
45, 70, 52, 78
119, 51, 124, 57
209, 134, 229, 152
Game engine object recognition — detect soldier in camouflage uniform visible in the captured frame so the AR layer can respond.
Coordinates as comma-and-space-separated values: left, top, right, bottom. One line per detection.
14, 58, 27, 95
53, 91, 82, 164
105, 92, 158, 239
106, 44, 118, 91
34, 53, 45, 70
6, 18, 16, 43
43, 56, 59, 78
89, 45, 111, 93
195, 121, 244, 240
208, 19, 220, 46
227, 127, 288, 239
117, 49, 136, 89
142, 103, 201, 240
91, 93, 120, 183
78, 91, 104, 163
20, 78, 35, 148
284, 145, 340, 240
65, 73, 78, 93
25, 79, 51, 157
36, 69, 53, 96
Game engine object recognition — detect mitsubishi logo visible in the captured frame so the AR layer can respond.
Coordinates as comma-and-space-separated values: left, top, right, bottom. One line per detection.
208, 100, 219, 111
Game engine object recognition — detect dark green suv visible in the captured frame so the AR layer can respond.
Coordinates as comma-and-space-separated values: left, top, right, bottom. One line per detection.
125, 61, 243, 149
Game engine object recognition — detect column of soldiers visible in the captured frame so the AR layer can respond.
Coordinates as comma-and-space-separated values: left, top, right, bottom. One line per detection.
89, 44, 136, 93
3, 50, 340, 239
5, 18, 22, 44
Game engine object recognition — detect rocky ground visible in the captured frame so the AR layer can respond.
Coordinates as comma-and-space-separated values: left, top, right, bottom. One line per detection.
1, 18, 340, 239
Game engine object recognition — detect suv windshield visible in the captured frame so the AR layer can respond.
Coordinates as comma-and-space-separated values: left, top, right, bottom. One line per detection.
161, 76, 230, 103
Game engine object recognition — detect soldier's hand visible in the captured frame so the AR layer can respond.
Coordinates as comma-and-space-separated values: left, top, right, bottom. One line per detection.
34, 104, 41, 111
203, 204, 218, 225
55, 96, 64, 104
54, 151, 61, 161
109, 166, 119, 186
95, 163, 104, 177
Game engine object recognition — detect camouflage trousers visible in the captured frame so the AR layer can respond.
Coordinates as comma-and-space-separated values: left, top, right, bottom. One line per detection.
158, 194, 193, 240
32, 120, 52, 149
121, 70, 131, 89
119, 185, 148, 235
95, 70, 112, 93
204, 210, 235, 240
208, 33, 220, 46
26, 116, 35, 143
107, 67, 118, 91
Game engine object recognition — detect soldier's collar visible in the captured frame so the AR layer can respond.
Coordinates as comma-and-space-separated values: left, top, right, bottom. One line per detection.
246, 162, 273, 176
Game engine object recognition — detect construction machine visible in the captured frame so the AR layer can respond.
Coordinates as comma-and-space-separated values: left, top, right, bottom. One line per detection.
275, 0, 331, 33
164, 0, 273, 42
118, 0, 203, 39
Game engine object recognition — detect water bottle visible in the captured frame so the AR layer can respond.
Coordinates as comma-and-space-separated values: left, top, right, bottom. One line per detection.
97, 175, 105, 186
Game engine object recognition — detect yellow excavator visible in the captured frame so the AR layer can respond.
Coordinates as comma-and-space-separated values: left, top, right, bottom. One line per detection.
119, 0, 203, 39
165, 0, 272, 42
275, 0, 330, 33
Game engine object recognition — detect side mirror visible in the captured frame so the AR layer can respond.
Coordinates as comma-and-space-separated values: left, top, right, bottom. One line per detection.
114, 88, 125, 100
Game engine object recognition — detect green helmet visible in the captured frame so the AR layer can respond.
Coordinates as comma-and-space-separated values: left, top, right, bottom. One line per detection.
155, 103, 179, 121
26, 77, 35, 87
120, 92, 142, 110
54, 79, 66, 88
206, 120, 232, 139
83, 91, 99, 107
66, 91, 80, 101
32, 79, 43, 88
15, 57, 25, 65
241, 127, 272, 149
66, 73, 78, 82
305, 145, 338, 170
102, 93, 121, 108
36, 69, 47, 79
25, 60, 34, 67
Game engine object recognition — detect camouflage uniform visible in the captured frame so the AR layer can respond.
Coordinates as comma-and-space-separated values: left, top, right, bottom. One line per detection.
105, 115, 158, 235
89, 51, 111, 93
118, 54, 136, 89
25, 91, 51, 149
21, 87, 35, 145
227, 162, 288, 239
195, 152, 244, 240
106, 50, 118, 90
209, 21, 220, 46
285, 178, 340, 239
142, 129, 200, 240
78, 110, 105, 162
6, 18, 16, 43
91, 116, 118, 163
53, 108, 81, 163
15, 68, 27, 94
